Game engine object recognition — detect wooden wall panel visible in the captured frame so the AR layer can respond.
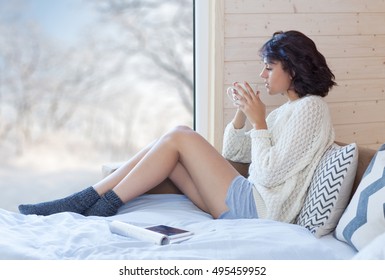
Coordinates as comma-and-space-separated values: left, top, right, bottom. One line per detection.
225, 35, 385, 61
225, 14, 385, 37
224, 0, 385, 14
220, 0, 385, 149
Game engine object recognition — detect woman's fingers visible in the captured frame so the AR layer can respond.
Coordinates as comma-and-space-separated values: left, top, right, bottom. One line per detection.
233, 82, 249, 102
233, 81, 258, 103
243, 81, 253, 93
244, 81, 259, 98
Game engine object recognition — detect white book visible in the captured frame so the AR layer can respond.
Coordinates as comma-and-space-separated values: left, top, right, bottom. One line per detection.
109, 221, 193, 245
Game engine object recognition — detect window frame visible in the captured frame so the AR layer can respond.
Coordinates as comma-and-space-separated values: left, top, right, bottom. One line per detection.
194, 0, 225, 150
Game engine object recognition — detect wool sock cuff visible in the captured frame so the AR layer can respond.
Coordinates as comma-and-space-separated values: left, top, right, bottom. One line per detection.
104, 190, 124, 209
80, 187, 101, 207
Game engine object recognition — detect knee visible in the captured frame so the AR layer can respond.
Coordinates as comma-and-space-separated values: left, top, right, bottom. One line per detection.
164, 125, 194, 142
172, 125, 193, 134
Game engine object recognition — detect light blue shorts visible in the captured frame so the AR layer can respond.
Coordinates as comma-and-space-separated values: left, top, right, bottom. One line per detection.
218, 175, 258, 219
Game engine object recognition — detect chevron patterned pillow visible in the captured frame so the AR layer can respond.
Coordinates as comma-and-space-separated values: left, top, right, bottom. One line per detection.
335, 143, 385, 251
296, 143, 358, 237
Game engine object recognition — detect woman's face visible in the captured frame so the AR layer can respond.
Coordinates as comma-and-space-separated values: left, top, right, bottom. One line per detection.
259, 59, 294, 97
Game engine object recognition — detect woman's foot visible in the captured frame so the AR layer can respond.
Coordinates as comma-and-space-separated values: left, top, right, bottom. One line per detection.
18, 186, 100, 216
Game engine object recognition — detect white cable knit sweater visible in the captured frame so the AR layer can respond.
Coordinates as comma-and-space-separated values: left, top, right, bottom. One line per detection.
222, 95, 335, 223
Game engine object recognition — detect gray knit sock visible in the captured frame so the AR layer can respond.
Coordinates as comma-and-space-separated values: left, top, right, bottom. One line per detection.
18, 186, 100, 216
83, 190, 123, 217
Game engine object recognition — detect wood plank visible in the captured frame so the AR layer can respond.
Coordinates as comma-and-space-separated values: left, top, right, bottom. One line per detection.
329, 57, 385, 80
329, 100, 385, 125
326, 79, 385, 103
334, 122, 385, 146
358, 13, 385, 35
365, 143, 384, 150
225, 0, 385, 14
224, 61, 266, 84
224, 35, 385, 61
224, 14, 385, 38
224, 37, 268, 62
313, 35, 385, 58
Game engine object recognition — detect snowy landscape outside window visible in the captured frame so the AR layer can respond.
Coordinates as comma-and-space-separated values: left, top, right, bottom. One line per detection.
0, 0, 194, 212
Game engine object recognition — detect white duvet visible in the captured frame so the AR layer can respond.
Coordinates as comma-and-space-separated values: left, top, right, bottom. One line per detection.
0, 194, 357, 260
353, 232, 385, 260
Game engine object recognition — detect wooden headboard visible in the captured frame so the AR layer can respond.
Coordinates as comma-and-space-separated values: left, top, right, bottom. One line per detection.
351, 144, 376, 195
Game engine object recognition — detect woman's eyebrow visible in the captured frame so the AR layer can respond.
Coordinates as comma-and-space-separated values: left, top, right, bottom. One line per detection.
263, 59, 277, 65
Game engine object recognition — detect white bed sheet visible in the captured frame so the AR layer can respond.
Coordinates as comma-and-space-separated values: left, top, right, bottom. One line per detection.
0, 194, 356, 260
353, 232, 385, 260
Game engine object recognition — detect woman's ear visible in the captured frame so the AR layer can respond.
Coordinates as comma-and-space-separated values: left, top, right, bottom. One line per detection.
290, 70, 295, 79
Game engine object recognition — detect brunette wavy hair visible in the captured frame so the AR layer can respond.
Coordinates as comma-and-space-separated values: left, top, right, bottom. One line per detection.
259, 30, 337, 97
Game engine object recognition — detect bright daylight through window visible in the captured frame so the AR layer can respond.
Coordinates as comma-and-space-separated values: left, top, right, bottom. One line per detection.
0, 0, 194, 212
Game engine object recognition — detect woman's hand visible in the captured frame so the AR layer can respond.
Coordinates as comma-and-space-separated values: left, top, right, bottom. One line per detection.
233, 81, 267, 130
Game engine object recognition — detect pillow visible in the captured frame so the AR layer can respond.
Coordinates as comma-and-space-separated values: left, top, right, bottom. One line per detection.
335, 143, 385, 251
296, 143, 358, 238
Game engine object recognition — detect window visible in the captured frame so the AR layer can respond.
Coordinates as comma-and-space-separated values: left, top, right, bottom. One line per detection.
0, 0, 194, 211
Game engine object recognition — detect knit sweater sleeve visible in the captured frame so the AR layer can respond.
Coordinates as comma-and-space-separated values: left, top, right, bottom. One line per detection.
249, 96, 332, 188
222, 123, 251, 163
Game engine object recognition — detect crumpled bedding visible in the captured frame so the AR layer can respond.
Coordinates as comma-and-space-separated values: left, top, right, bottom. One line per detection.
353, 232, 385, 260
0, 194, 356, 260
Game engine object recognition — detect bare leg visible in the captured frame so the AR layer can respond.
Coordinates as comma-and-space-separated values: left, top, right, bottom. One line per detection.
92, 140, 157, 195
19, 126, 240, 217
110, 126, 240, 218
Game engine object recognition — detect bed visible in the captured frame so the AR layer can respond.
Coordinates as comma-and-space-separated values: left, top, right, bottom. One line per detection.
0, 143, 383, 260
0, 193, 355, 260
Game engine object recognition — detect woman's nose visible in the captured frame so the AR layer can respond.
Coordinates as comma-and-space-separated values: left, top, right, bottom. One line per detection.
259, 69, 267, 78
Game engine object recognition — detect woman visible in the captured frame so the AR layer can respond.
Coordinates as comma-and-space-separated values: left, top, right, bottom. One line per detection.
19, 30, 336, 223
